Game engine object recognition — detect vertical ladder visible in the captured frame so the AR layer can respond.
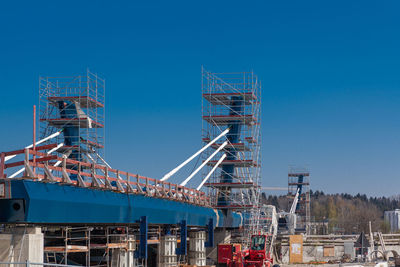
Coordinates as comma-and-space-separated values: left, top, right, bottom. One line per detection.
45, 251, 57, 265
378, 232, 386, 253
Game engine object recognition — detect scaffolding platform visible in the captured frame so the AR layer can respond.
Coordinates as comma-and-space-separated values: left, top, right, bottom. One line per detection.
203, 92, 257, 105
288, 182, 310, 186
288, 172, 310, 177
44, 245, 89, 253
41, 118, 104, 128
206, 159, 257, 168
202, 115, 256, 126
48, 96, 104, 108
202, 138, 250, 151
204, 182, 256, 188
245, 137, 257, 143
81, 138, 104, 148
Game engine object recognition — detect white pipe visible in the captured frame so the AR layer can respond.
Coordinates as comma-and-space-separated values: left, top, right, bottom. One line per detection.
9, 143, 64, 178
5, 131, 62, 162
196, 153, 226, 190
161, 128, 229, 181
180, 141, 227, 187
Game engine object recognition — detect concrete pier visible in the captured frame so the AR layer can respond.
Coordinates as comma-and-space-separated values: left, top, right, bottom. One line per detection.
110, 235, 136, 267
159, 235, 177, 267
0, 227, 43, 264
189, 231, 206, 266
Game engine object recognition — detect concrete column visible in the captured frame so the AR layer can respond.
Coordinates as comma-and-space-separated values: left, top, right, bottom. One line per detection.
0, 227, 43, 264
189, 231, 206, 266
110, 235, 136, 267
159, 235, 177, 267
206, 228, 231, 263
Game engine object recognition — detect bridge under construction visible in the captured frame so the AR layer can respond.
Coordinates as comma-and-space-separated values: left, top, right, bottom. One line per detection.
0, 69, 262, 266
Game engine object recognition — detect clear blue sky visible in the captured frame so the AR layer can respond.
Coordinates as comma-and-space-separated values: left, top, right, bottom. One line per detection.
1, 1, 399, 196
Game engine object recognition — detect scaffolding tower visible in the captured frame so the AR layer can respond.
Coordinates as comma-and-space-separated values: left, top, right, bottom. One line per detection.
39, 70, 105, 170
201, 68, 261, 244
287, 166, 310, 234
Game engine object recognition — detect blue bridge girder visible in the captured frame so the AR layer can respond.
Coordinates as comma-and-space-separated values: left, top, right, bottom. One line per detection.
0, 179, 243, 228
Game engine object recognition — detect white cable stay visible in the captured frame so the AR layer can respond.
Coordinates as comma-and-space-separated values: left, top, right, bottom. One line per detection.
9, 143, 64, 178
196, 153, 227, 190
160, 128, 230, 182
5, 130, 62, 162
180, 141, 228, 187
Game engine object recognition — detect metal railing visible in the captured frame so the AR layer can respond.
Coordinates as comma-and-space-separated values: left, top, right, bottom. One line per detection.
0, 261, 79, 267
0, 146, 210, 206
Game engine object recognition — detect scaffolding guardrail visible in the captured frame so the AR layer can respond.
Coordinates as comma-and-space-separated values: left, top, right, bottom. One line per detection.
0, 261, 80, 267
0, 146, 210, 207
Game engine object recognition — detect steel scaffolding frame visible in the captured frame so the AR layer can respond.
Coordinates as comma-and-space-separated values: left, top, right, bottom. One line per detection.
38, 70, 105, 169
287, 166, 311, 234
201, 68, 261, 244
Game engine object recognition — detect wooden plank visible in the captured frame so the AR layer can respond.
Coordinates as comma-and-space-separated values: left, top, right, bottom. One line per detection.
323, 245, 335, 257
289, 235, 303, 263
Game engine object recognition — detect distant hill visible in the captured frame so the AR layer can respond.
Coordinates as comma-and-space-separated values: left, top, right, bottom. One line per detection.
262, 190, 400, 234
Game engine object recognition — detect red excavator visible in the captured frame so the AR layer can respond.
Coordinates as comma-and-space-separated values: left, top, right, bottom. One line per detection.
217, 234, 277, 267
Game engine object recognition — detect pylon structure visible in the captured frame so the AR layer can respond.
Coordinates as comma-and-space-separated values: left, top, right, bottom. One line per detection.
39, 70, 105, 174
288, 166, 310, 234
201, 68, 261, 244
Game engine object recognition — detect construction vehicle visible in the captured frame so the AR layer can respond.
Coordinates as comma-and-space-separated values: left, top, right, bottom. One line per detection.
242, 234, 274, 267
277, 188, 300, 234
217, 234, 275, 267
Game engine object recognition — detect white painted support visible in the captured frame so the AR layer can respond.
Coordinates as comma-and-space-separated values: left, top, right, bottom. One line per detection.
5, 131, 62, 162
196, 153, 227, 190
61, 155, 73, 184
43, 163, 56, 182
160, 128, 229, 181
136, 174, 144, 194
125, 173, 134, 193
23, 148, 35, 178
77, 174, 87, 187
104, 167, 113, 189
115, 170, 125, 192
10, 143, 64, 178
180, 141, 228, 187
52, 150, 72, 170
91, 165, 101, 187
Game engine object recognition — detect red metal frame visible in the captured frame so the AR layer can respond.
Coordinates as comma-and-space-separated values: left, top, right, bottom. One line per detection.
0, 146, 210, 206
